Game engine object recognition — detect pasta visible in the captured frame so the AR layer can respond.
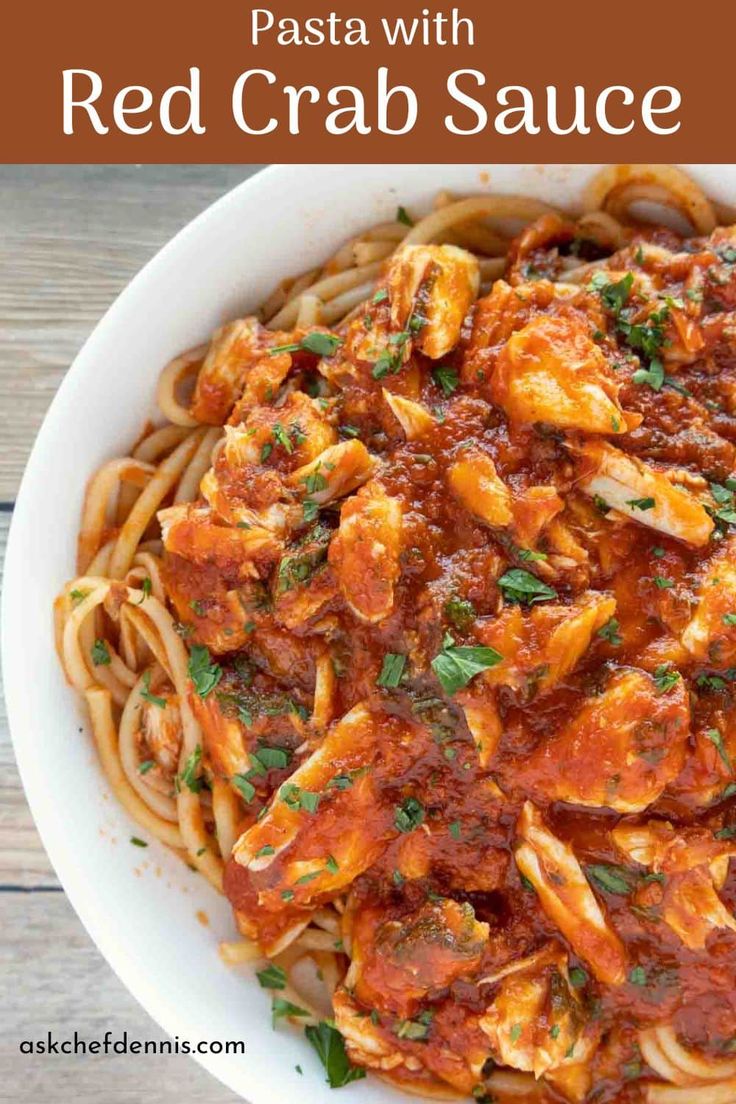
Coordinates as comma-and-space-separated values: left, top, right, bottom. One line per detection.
56, 164, 736, 1101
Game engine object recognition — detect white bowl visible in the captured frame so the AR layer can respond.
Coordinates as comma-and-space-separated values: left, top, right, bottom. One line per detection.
4, 163, 735, 1103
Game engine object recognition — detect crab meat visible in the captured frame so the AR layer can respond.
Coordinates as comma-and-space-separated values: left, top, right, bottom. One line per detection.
386, 243, 480, 360
225, 703, 417, 951
190, 317, 290, 424
334, 962, 492, 1095
328, 483, 403, 623
613, 821, 736, 950
515, 802, 627, 985
456, 687, 503, 768
224, 391, 337, 469
286, 440, 376, 504
159, 504, 280, 579
511, 485, 565, 547
475, 591, 616, 697
273, 530, 338, 631
448, 450, 513, 528
227, 352, 293, 423
345, 898, 489, 1018
659, 868, 736, 949
681, 537, 736, 664
479, 943, 591, 1078
576, 440, 714, 547
382, 390, 436, 440
490, 315, 641, 434
525, 667, 690, 812
333, 990, 404, 1074
191, 661, 305, 778
197, 392, 336, 535
140, 689, 181, 774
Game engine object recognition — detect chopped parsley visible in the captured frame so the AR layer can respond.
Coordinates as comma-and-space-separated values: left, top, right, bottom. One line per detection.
263, 745, 293, 770
257, 963, 287, 989
327, 766, 369, 791
569, 967, 588, 988
272, 422, 297, 453
395, 1010, 433, 1041
377, 653, 407, 689
708, 481, 736, 528
302, 468, 328, 495
396, 205, 414, 227
294, 870, 320, 886
279, 783, 320, 814
272, 997, 310, 1028
628, 966, 647, 987
431, 633, 502, 695
653, 575, 674, 590
138, 760, 155, 775
179, 744, 203, 794
653, 665, 680, 694
432, 363, 459, 396
130, 836, 148, 848
497, 569, 557, 605
91, 639, 111, 666
587, 864, 632, 895
518, 548, 548, 562
305, 1021, 366, 1087
724, 614, 736, 626
706, 728, 733, 772
302, 498, 319, 523
270, 332, 343, 358
394, 796, 425, 833
632, 358, 665, 391
626, 497, 655, 511
588, 270, 634, 315
276, 532, 328, 594
232, 774, 255, 802
372, 331, 411, 379
444, 596, 476, 630
137, 576, 152, 604
140, 671, 167, 709
188, 645, 222, 698
598, 618, 622, 646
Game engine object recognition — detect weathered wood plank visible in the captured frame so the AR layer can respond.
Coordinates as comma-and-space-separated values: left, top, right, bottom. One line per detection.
0, 512, 58, 887
0, 165, 263, 500
0, 889, 242, 1101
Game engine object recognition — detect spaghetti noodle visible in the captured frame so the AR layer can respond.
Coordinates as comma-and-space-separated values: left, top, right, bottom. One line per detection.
56, 165, 736, 1102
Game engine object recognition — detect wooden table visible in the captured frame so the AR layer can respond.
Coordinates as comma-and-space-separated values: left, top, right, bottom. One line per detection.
0, 165, 265, 1101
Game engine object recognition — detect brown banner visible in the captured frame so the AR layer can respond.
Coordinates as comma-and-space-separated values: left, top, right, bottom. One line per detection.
1, 0, 733, 162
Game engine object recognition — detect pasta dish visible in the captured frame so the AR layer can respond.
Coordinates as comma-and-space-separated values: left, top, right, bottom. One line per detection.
56, 164, 736, 1103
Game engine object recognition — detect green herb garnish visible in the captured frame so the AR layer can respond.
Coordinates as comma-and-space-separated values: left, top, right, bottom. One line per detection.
188, 645, 222, 698
431, 634, 502, 695
377, 653, 406, 688
305, 1021, 366, 1087
497, 569, 557, 605
270, 332, 343, 358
